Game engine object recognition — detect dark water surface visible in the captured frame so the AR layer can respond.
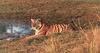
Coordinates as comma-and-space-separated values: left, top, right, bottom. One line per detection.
0, 19, 32, 40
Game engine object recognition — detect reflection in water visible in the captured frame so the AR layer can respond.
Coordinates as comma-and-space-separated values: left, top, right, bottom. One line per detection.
0, 22, 33, 40
6, 24, 32, 35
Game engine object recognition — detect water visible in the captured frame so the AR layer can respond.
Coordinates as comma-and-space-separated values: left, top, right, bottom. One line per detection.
0, 22, 33, 40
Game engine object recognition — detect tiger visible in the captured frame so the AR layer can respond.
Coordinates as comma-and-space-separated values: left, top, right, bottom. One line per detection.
30, 18, 69, 38
20, 18, 69, 43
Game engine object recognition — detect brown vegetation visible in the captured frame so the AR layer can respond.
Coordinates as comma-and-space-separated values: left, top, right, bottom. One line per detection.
0, 27, 100, 53
0, 0, 100, 53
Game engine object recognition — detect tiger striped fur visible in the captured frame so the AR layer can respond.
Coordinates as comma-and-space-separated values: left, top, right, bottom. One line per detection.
31, 19, 69, 37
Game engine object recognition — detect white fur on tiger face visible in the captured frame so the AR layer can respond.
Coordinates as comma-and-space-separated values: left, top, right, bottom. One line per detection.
31, 19, 42, 35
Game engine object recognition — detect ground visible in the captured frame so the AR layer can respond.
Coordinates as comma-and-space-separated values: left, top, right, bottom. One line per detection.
0, 0, 100, 53
0, 28, 100, 53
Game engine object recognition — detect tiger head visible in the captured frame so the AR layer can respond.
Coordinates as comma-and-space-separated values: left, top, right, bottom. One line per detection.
31, 18, 42, 32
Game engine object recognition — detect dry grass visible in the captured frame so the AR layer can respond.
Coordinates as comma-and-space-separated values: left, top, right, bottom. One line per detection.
0, 17, 100, 53
0, 0, 100, 53
0, 26, 100, 53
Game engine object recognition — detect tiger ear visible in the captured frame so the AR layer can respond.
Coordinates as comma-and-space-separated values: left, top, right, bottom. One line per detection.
31, 19, 35, 23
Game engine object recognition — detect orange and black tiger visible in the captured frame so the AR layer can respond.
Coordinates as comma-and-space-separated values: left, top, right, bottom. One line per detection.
31, 18, 69, 37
